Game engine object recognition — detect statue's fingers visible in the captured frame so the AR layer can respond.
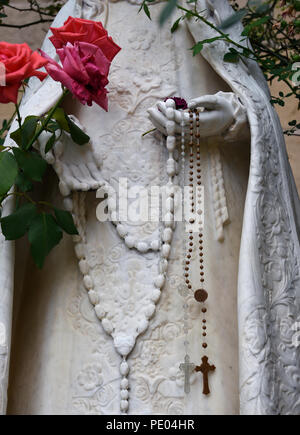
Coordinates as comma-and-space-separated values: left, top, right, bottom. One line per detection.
87, 161, 102, 183
77, 163, 93, 182
197, 110, 220, 124
79, 163, 100, 189
157, 101, 167, 114
53, 138, 65, 159
174, 110, 190, 125
151, 118, 168, 136
147, 108, 168, 135
188, 95, 219, 110
36, 131, 55, 163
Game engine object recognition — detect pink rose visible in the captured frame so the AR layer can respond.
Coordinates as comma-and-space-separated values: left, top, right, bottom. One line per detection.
49, 17, 121, 62
41, 41, 112, 110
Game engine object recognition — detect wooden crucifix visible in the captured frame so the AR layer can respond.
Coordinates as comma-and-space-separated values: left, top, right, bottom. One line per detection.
195, 356, 215, 395
179, 354, 195, 394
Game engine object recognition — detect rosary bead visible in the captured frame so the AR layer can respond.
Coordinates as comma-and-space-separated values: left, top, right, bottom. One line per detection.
117, 224, 128, 238
125, 235, 135, 249
154, 274, 165, 289
121, 400, 129, 412
159, 258, 168, 273
120, 378, 129, 389
166, 121, 175, 135
88, 290, 99, 305
194, 288, 208, 303
137, 242, 149, 253
79, 259, 89, 275
74, 243, 85, 260
102, 318, 113, 334
144, 303, 155, 318
167, 136, 176, 152
167, 158, 176, 176
120, 389, 129, 400
166, 197, 174, 213
151, 289, 161, 303
164, 212, 174, 223
95, 304, 106, 319
84, 275, 94, 290
151, 239, 160, 251
163, 228, 173, 243
162, 243, 171, 258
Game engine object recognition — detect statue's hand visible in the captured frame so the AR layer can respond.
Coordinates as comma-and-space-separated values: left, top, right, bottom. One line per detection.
35, 115, 102, 196
148, 92, 245, 138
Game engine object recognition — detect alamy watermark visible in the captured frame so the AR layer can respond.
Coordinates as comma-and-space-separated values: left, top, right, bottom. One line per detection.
95, 178, 205, 233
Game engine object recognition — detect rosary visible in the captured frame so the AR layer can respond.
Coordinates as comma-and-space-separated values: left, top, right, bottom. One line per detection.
179, 108, 216, 396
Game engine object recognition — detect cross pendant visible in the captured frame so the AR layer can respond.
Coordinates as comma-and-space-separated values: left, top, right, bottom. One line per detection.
195, 355, 215, 395
179, 354, 195, 394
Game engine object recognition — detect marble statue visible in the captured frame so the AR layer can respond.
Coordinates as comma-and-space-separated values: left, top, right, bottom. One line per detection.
0, 0, 299, 415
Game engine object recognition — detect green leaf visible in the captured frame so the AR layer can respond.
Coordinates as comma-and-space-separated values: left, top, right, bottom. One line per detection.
143, 3, 151, 20
15, 171, 33, 192
192, 42, 203, 56
241, 16, 270, 36
171, 17, 181, 33
47, 120, 60, 133
10, 127, 22, 147
54, 208, 78, 235
223, 49, 239, 63
66, 116, 90, 145
28, 213, 63, 269
191, 36, 224, 56
10, 116, 39, 149
159, 0, 177, 26
22, 116, 39, 149
1, 203, 37, 240
45, 133, 56, 154
13, 148, 48, 182
219, 9, 247, 30
51, 107, 69, 132
0, 152, 18, 196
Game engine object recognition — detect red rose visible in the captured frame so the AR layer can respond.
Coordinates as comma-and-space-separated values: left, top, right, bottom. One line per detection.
0, 42, 47, 104
49, 16, 121, 62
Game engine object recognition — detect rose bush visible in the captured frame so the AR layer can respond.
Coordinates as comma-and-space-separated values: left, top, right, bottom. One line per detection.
0, 42, 47, 104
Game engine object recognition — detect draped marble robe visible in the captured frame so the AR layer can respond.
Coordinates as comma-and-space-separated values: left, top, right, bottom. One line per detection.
0, 0, 299, 415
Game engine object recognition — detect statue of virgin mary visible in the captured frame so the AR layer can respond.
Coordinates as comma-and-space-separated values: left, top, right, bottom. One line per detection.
0, 0, 299, 415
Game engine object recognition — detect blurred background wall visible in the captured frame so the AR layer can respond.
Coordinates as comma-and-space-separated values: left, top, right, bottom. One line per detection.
0, 0, 299, 191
